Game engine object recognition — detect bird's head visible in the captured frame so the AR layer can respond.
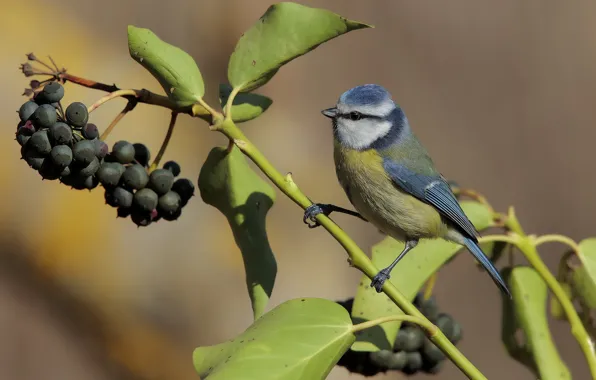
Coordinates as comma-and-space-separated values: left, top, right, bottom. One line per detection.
322, 84, 404, 150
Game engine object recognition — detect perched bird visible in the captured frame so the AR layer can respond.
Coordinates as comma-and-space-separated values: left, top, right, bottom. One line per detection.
305, 84, 511, 297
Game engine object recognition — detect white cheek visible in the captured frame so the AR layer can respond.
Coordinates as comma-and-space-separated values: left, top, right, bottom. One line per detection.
336, 119, 392, 150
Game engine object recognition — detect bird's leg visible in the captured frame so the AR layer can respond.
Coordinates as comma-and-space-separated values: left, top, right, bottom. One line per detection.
371, 239, 419, 292
303, 203, 366, 228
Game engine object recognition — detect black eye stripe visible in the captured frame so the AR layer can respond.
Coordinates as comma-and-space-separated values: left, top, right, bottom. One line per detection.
338, 112, 382, 120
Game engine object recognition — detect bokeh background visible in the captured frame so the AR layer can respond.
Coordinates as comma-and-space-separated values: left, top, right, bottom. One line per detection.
1, 0, 594, 379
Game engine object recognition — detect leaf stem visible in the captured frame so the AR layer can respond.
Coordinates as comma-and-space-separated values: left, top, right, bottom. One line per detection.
224, 86, 241, 120
88, 89, 138, 113
352, 315, 438, 336
99, 100, 137, 141
216, 119, 487, 380
534, 234, 581, 254
423, 273, 437, 300
149, 112, 178, 172
479, 234, 519, 246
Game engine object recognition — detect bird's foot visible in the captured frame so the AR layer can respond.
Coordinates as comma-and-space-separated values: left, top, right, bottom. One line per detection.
371, 269, 391, 292
303, 203, 328, 228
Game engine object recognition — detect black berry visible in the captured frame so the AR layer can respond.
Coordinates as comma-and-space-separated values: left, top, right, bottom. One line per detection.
38, 160, 62, 180
172, 178, 194, 205
133, 143, 151, 167
40, 82, 64, 103
19, 101, 38, 121
121, 164, 149, 190
163, 160, 181, 177
82, 123, 99, 139
394, 326, 425, 352
32, 104, 57, 129
65, 102, 88, 127
93, 140, 108, 159
157, 191, 181, 215
29, 130, 52, 155
97, 162, 125, 187
112, 187, 134, 208
133, 188, 158, 212
72, 140, 96, 166
78, 157, 100, 177
403, 351, 423, 375
149, 169, 174, 195
50, 145, 73, 167
112, 141, 135, 164
48, 122, 73, 145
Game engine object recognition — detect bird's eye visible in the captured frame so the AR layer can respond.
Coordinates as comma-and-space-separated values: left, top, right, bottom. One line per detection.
349, 112, 362, 121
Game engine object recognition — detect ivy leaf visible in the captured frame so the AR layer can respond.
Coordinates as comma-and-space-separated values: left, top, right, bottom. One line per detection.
193, 298, 354, 380
227, 2, 371, 92
128, 25, 205, 106
219, 84, 272, 123
573, 238, 596, 309
350, 201, 494, 351
503, 267, 571, 380
198, 146, 277, 320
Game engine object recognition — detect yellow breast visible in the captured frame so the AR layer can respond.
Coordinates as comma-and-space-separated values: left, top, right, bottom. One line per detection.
333, 142, 447, 240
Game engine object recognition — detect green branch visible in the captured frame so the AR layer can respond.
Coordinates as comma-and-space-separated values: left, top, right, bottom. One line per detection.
214, 118, 487, 380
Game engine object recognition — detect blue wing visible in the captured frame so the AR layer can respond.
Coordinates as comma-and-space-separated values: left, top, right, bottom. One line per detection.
382, 158, 479, 241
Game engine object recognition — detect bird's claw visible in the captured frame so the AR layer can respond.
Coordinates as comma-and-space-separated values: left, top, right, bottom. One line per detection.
371, 269, 391, 292
303, 204, 325, 228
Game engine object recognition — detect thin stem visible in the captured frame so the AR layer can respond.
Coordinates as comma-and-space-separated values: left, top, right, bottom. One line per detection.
352, 315, 438, 336
48, 55, 60, 72
423, 273, 437, 300
100, 100, 137, 141
217, 119, 487, 380
534, 234, 581, 255
88, 89, 137, 113
149, 112, 178, 171
224, 86, 241, 120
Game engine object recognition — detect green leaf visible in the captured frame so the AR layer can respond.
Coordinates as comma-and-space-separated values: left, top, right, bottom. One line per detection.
198, 146, 277, 319
219, 84, 272, 123
503, 266, 571, 380
227, 2, 371, 92
351, 201, 494, 351
193, 298, 355, 380
549, 282, 572, 320
128, 25, 205, 106
574, 238, 596, 309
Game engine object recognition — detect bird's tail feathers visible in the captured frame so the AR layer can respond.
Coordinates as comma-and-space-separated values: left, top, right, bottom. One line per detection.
463, 237, 512, 298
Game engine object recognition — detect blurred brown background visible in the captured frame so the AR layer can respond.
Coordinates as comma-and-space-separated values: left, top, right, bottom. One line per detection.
1, 0, 594, 379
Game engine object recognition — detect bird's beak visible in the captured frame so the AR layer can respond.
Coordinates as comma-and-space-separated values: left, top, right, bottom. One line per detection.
321, 107, 337, 119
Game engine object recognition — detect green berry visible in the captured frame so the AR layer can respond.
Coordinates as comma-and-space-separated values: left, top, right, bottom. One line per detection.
163, 160, 181, 177
29, 130, 52, 155
133, 188, 158, 212
121, 164, 149, 190
49, 122, 73, 145
94, 140, 108, 159
112, 140, 135, 164
157, 191, 181, 215
19, 101, 38, 121
32, 104, 57, 129
394, 326, 425, 352
97, 162, 125, 187
171, 178, 194, 205
149, 168, 174, 195
403, 351, 423, 374
133, 143, 151, 167
112, 187, 133, 208
40, 82, 64, 103
65, 102, 89, 127
72, 140, 96, 165
78, 157, 100, 177
82, 123, 99, 139
50, 145, 73, 167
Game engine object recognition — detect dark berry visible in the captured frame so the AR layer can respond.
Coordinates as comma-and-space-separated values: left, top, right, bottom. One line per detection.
369, 350, 407, 371
121, 164, 149, 190
157, 191, 181, 215
172, 178, 194, 205
394, 326, 425, 352
160, 208, 181, 221
421, 338, 445, 364
133, 188, 158, 212
97, 162, 125, 187
423, 360, 444, 374
133, 143, 151, 167
403, 351, 423, 375
17, 120, 36, 134
163, 160, 181, 177
104, 188, 118, 207
60, 166, 71, 177
78, 157, 100, 177
112, 141, 135, 164
72, 140, 96, 165
29, 130, 52, 155
149, 169, 174, 195
65, 102, 89, 127
16, 121, 35, 146
93, 139, 108, 159
38, 160, 62, 180
49, 122, 73, 145
117, 207, 132, 218
32, 104, 57, 129
131, 208, 155, 227
50, 145, 73, 167
81, 175, 99, 190
19, 101, 38, 121
22, 147, 45, 170
40, 82, 64, 103
82, 123, 99, 139
419, 296, 440, 322
450, 320, 462, 344
435, 313, 455, 341
112, 187, 134, 208
17, 134, 30, 146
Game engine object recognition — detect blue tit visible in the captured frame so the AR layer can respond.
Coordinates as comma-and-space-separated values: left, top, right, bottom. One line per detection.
305, 84, 511, 298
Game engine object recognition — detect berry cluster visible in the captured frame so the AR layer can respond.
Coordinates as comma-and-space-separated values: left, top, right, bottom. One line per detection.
336, 293, 462, 377
15, 80, 194, 226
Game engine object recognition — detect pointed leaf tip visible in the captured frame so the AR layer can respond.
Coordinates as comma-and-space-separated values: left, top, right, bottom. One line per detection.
228, 2, 371, 92
127, 25, 204, 106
